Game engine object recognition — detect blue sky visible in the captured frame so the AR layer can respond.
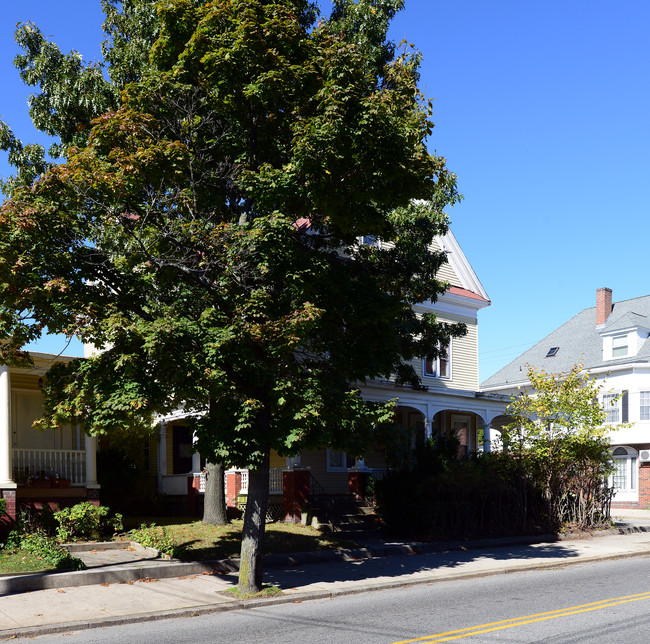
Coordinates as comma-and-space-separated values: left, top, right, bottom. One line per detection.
2, 1, 649, 382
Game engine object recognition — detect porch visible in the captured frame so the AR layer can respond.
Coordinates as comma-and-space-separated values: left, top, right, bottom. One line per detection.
1, 363, 100, 521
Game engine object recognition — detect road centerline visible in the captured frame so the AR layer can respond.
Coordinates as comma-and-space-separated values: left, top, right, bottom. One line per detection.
391, 590, 650, 643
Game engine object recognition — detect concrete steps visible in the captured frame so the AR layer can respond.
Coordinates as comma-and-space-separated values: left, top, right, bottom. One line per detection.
310, 495, 382, 540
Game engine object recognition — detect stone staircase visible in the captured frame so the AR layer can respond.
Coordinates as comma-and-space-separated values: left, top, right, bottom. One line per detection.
309, 494, 382, 541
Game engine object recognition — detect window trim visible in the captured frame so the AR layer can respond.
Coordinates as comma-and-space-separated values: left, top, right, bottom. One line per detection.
602, 392, 620, 423
326, 449, 356, 472
423, 340, 452, 380
610, 446, 638, 501
612, 334, 628, 358
640, 391, 650, 421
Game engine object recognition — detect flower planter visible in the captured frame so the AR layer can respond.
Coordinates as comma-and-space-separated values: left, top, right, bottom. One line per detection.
27, 480, 52, 488
52, 480, 71, 489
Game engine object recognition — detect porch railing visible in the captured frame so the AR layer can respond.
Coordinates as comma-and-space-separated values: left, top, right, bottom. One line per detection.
13, 448, 86, 486
219, 468, 283, 496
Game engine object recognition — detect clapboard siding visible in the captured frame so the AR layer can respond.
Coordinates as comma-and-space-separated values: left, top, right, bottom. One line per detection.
405, 308, 479, 391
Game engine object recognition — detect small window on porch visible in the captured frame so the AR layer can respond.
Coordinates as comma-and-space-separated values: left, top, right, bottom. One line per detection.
327, 450, 356, 472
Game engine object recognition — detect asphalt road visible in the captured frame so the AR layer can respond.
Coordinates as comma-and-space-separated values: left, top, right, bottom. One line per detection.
14, 555, 650, 643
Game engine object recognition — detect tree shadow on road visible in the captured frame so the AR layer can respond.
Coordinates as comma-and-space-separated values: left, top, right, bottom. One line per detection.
262, 539, 583, 589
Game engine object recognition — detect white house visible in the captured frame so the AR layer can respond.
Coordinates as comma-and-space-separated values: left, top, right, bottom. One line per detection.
482, 287, 650, 508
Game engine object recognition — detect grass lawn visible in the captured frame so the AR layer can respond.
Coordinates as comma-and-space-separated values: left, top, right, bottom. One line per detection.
124, 517, 357, 561
0, 518, 359, 573
0, 549, 53, 574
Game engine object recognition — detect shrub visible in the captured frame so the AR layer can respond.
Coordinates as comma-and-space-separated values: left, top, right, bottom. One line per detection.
1, 508, 84, 570
17, 532, 85, 570
128, 523, 184, 558
0, 498, 5, 518
54, 502, 123, 542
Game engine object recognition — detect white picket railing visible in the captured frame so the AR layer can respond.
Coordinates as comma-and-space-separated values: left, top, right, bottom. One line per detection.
214, 468, 283, 496
13, 448, 86, 486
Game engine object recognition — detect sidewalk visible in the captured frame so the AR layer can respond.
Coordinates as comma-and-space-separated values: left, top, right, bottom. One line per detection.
1, 514, 649, 640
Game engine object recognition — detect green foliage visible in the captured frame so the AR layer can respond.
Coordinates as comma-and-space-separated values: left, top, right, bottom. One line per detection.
3, 509, 85, 570
128, 523, 184, 558
54, 502, 123, 543
1, 0, 463, 592
15, 533, 85, 570
375, 440, 535, 539
0, 498, 5, 517
501, 364, 615, 531
375, 407, 614, 539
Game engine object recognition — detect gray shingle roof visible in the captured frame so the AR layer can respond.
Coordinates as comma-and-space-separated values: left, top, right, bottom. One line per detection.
481, 294, 650, 389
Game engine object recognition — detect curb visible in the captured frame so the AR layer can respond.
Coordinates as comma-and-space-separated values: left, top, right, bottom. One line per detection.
0, 533, 559, 596
3, 545, 650, 641
0, 526, 635, 596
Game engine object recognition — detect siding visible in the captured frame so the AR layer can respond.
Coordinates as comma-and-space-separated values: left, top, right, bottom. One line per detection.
408, 308, 479, 391
300, 450, 349, 495
428, 237, 456, 285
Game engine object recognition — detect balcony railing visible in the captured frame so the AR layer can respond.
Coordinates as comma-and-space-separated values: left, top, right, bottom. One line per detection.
13, 448, 86, 486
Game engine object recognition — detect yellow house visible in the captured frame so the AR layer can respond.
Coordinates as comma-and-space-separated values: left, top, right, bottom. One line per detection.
153, 230, 509, 512
0, 353, 99, 521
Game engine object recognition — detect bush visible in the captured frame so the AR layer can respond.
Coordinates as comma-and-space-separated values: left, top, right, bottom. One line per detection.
374, 437, 546, 540
2, 509, 84, 570
128, 523, 184, 558
54, 502, 123, 542
17, 532, 85, 570
0, 498, 5, 518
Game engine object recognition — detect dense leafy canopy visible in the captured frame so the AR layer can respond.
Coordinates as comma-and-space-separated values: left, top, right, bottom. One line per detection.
0, 0, 463, 590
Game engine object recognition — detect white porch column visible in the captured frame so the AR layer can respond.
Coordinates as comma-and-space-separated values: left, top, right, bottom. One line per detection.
85, 434, 99, 487
157, 421, 167, 493
483, 423, 492, 453
191, 431, 201, 473
0, 365, 15, 487
350, 457, 370, 472
424, 418, 433, 442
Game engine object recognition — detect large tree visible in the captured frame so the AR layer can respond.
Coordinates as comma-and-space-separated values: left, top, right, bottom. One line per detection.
0, 0, 463, 592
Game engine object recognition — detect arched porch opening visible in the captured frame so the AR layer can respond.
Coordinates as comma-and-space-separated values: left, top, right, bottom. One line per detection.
487, 414, 513, 451
394, 405, 426, 449
431, 410, 487, 456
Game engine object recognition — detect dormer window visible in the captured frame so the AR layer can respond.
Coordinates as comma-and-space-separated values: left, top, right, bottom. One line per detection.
612, 335, 628, 358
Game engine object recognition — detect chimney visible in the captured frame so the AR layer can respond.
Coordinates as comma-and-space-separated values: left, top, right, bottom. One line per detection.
596, 287, 612, 326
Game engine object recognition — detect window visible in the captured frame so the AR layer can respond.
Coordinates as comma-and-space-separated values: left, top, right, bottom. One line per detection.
641, 392, 650, 421
326, 450, 356, 472
602, 393, 620, 423
612, 335, 628, 358
545, 347, 559, 357
360, 235, 376, 247
611, 446, 638, 493
424, 342, 451, 379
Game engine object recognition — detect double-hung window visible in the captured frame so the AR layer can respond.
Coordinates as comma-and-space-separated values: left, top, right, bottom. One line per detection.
612, 334, 628, 358
641, 392, 650, 421
602, 393, 620, 423
424, 342, 451, 379
327, 450, 356, 472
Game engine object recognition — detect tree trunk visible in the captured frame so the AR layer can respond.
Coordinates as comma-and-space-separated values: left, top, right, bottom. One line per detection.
202, 461, 228, 525
238, 451, 270, 593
